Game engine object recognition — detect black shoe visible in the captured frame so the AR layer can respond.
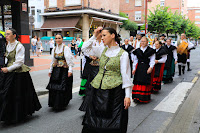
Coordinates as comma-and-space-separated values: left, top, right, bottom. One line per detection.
187, 68, 192, 71
187, 62, 192, 71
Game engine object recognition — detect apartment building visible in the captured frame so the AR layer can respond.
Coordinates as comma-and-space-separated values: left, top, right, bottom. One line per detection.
187, 7, 200, 27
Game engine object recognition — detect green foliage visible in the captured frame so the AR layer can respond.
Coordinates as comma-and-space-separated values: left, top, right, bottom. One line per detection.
147, 5, 200, 39
119, 12, 138, 31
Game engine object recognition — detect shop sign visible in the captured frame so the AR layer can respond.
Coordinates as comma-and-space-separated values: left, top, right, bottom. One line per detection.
22, 3, 27, 12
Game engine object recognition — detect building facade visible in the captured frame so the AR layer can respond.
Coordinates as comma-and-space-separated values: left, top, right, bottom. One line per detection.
28, 0, 46, 37
40, 0, 126, 40
187, 7, 200, 28
148, 0, 187, 15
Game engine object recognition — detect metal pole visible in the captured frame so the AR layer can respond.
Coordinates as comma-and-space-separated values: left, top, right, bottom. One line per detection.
145, 0, 147, 35
1, 5, 5, 31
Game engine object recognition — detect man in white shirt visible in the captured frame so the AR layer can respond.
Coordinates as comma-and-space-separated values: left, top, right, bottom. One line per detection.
134, 34, 142, 49
129, 36, 134, 46
31, 36, 37, 55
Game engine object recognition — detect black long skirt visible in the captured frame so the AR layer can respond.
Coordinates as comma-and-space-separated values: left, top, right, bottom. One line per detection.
0, 72, 42, 123
46, 67, 73, 110
79, 66, 99, 111
82, 85, 128, 133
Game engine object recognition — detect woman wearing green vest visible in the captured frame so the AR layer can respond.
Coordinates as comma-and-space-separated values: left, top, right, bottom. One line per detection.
0, 28, 41, 124
81, 27, 132, 133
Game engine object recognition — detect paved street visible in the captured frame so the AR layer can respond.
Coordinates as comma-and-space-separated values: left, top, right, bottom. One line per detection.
1, 46, 200, 133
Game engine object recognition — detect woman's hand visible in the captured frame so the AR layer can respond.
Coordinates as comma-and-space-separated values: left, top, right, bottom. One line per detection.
48, 73, 51, 77
155, 60, 158, 64
124, 97, 131, 110
147, 67, 153, 74
93, 27, 103, 37
68, 72, 72, 77
89, 55, 97, 60
132, 70, 136, 75
175, 61, 177, 64
1, 67, 8, 73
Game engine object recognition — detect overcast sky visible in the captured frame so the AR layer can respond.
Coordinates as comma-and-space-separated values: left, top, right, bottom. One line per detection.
187, 0, 200, 7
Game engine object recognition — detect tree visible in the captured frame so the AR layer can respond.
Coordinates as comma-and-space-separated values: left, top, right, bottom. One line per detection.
119, 12, 138, 31
185, 22, 200, 39
147, 5, 172, 36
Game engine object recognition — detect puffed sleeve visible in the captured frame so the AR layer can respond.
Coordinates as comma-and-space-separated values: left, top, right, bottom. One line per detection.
7, 44, 25, 72
49, 47, 56, 73
64, 46, 74, 73
120, 51, 133, 98
149, 54, 155, 68
157, 54, 167, 63
82, 35, 105, 58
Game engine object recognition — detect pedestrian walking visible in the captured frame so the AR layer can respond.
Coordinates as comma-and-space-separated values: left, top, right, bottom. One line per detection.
49, 38, 54, 55
36, 37, 42, 57
121, 39, 134, 78
79, 32, 104, 111
163, 39, 177, 83
177, 33, 194, 76
0, 28, 41, 124
152, 41, 167, 93
70, 40, 77, 57
31, 35, 37, 55
132, 37, 155, 103
81, 27, 132, 133
46, 33, 74, 111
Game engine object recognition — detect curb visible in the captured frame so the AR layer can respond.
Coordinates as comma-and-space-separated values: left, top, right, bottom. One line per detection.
37, 91, 49, 96
164, 70, 200, 133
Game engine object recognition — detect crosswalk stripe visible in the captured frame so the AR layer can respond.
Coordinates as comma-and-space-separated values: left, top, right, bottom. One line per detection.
153, 82, 193, 113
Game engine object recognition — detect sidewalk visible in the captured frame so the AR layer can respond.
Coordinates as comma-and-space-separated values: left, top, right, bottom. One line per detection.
29, 52, 82, 95
165, 72, 200, 133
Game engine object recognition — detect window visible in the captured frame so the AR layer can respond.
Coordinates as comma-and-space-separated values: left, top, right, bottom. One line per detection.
65, 0, 81, 6
135, 0, 142, 6
135, 11, 141, 21
195, 16, 200, 19
49, 0, 57, 7
31, 10, 35, 15
37, 9, 41, 22
195, 21, 200, 24
126, 0, 129, 3
126, 14, 129, 17
195, 10, 200, 13
160, 1, 165, 6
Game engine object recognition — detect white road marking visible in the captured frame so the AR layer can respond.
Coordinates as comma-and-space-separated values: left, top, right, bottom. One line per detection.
72, 86, 81, 93
153, 82, 193, 113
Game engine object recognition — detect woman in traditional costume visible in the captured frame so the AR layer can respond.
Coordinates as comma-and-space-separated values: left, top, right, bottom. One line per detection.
79, 32, 103, 111
152, 41, 167, 93
132, 37, 156, 103
46, 33, 74, 110
81, 27, 132, 133
162, 39, 177, 83
0, 28, 41, 124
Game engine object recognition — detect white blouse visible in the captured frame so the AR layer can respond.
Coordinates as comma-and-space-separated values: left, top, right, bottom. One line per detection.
156, 48, 167, 63
49, 44, 74, 73
5, 40, 25, 72
82, 36, 133, 98
132, 46, 156, 71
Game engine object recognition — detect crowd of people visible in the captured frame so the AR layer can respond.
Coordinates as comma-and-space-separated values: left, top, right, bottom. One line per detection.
0, 27, 196, 133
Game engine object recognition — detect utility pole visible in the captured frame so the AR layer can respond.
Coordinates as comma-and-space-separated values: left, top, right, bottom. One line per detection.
145, 0, 148, 35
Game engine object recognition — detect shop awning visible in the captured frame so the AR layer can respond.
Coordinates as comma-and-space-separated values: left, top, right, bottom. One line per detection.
92, 17, 123, 25
40, 17, 81, 31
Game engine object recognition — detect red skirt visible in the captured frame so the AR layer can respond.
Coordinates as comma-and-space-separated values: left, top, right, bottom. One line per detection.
152, 63, 165, 92
132, 67, 155, 103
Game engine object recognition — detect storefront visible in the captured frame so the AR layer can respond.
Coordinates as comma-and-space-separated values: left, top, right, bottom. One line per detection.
40, 8, 125, 40
0, 0, 33, 66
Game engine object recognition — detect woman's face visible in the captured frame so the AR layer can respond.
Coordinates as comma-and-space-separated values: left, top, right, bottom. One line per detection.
140, 38, 148, 47
166, 39, 171, 45
101, 30, 114, 46
55, 35, 63, 45
155, 41, 161, 49
5, 30, 16, 42
155, 37, 158, 41
38, 38, 40, 41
